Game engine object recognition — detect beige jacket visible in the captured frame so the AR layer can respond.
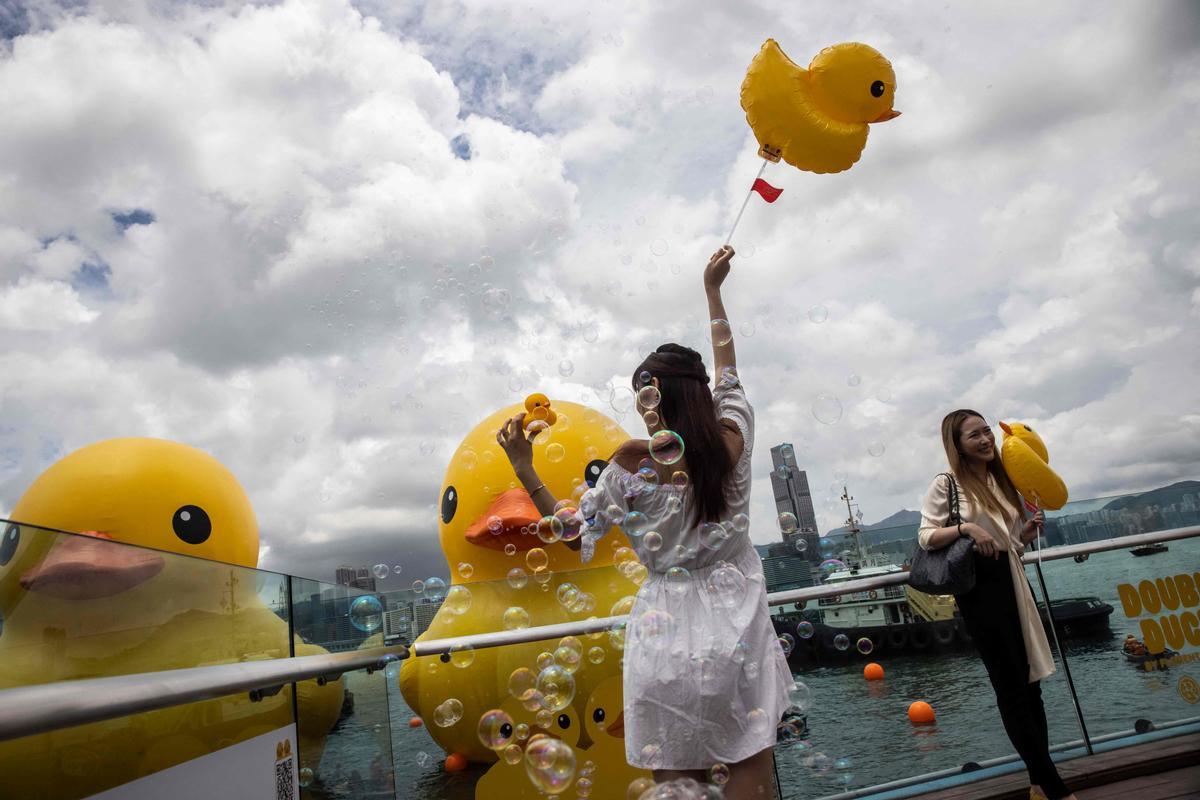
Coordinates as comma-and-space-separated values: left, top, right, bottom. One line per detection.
918, 472, 1055, 683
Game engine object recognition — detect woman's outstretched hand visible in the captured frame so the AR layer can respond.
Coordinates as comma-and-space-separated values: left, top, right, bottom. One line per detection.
704, 245, 734, 292
496, 413, 534, 472
1021, 510, 1045, 544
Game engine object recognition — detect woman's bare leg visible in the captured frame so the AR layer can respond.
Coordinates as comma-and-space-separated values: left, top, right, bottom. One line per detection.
721, 746, 776, 799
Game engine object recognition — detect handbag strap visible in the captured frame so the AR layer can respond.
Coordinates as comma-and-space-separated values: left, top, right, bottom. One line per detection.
939, 472, 962, 525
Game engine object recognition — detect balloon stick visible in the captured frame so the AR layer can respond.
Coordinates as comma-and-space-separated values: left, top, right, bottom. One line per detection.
724, 160, 768, 246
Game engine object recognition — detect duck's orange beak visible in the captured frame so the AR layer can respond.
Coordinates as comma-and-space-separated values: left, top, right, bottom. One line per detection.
463, 489, 543, 552
871, 109, 901, 123
605, 710, 625, 738
20, 530, 165, 599
998, 421, 1013, 436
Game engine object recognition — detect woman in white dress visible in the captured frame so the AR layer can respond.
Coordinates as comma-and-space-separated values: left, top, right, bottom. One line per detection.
498, 245, 792, 797
918, 410, 1077, 800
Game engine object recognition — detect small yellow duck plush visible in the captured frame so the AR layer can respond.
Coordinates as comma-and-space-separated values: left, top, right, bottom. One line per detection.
740, 39, 900, 173
999, 422, 1069, 510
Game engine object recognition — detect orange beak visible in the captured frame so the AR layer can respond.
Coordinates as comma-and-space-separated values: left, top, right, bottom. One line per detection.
871, 109, 901, 123
605, 710, 625, 738
463, 489, 544, 552
20, 530, 165, 600
998, 421, 1013, 436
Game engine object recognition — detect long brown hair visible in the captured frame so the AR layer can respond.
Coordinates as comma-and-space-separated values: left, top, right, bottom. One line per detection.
618, 344, 733, 526
940, 409, 1025, 525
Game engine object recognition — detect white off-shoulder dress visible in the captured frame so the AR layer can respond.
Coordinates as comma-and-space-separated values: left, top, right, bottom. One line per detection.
578, 376, 793, 770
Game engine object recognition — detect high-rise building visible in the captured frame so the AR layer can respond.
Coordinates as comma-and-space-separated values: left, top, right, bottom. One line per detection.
335, 565, 377, 592
769, 443, 820, 561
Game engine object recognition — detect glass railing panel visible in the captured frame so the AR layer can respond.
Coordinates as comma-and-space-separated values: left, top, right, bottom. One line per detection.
291, 575, 395, 798
1034, 492, 1200, 751
0, 521, 298, 799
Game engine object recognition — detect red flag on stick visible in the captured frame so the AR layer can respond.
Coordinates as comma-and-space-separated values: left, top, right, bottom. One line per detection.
751, 178, 783, 203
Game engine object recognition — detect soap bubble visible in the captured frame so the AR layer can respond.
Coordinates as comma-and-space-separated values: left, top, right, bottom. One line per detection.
707, 563, 746, 608
788, 681, 812, 713
649, 430, 685, 464
665, 566, 690, 595
411, 579, 425, 594
509, 667, 537, 701
670, 470, 688, 488
433, 698, 464, 727
740, 321, 756, 337
875, 387, 893, 403
415, 751, 431, 767
810, 752, 833, 774
298, 766, 314, 787
636, 385, 661, 410
481, 287, 511, 318
503, 606, 531, 630
777, 512, 798, 534
545, 442, 567, 463
457, 562, 474, 579
812, 394, 843, 425
638, 370, 652, 385
478, 709, 515, 750
868, 441, 886, 457
642, 410, 659, 427
372, 563, 389, 579
709, 763, 731, 785
424, 576, 447, 601
650, 238, 669, 256
833, 633, 851, 651
635, 608, 677, 650
502, 743, 523, 765
536, 665, 576, 711
443, 585, 473, 616
626, 777, 655, 800
621, 510, 649, 536
537, 515, 565, 544
808, 304, 829, 323
558, 359, 575, 377
778, 633, 796, 656
488, 515, 504, 533
699, 522, 730, 550
449, 642, 475, 668
796, 621, 815, 639
527, 548, 549, 572
587, 646, 606, 664
747, 708, 769, 735
793, 537, 808, 553
847, 373, 861, 387
643, 531, 663, 551
504, 543, 517, 556
856, 637, 874, 655
348, 595, 383, 632
820, 558, 847, 576
710, 319, 733, 346
556, 583, 580, 608
524, 737, 576, 795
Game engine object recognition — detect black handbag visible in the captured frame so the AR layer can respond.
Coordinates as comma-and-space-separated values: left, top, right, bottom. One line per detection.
908, 472, 976, 596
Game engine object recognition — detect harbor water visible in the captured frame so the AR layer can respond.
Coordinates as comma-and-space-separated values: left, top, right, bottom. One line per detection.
314, 536, 1200, 799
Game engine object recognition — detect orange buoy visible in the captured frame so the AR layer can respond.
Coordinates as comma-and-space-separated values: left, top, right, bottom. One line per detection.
444, 752, 469, 772
863, 662, 885, 681
409, 716, 424, 728
908, 701, 936, 725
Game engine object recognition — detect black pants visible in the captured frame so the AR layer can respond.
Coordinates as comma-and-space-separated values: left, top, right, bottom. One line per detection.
956, 553, 1070, 799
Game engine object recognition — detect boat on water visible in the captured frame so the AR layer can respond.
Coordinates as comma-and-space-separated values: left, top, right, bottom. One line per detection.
1129, 542, 1169, 556
1036, 596, 1114, 635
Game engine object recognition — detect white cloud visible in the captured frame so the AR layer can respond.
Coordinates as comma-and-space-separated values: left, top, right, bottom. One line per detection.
0, 0, 1197, 582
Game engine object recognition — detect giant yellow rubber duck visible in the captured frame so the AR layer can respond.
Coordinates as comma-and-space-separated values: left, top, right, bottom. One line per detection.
474, 694, 583, 799
740, 39, 900, 173
400, 395, 642, 766
999, 421, 1069, 510
0, 438, 343, 799
578, 675, 652, 799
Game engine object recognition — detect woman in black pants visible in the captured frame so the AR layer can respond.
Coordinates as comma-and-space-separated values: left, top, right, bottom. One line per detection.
918, 409, 1077, 800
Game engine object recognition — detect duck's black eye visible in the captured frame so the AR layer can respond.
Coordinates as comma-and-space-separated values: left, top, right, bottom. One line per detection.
1025, 425, 1034, 433
172, 506, 211, 545
870, 80, 885, 98
557, 713, 571, 730
584, 460, 608, 488
592, 707, 605, 724
1, 524, 19, 566
441, 485, 458, 524
499, 722, 513, 738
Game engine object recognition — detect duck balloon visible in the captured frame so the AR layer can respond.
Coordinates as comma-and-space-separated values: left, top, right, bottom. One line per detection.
999, 421, 1069, 510
740, 39, 900, 173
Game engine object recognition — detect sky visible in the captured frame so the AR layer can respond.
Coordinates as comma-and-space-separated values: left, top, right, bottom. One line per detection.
1, 0, 1198, 585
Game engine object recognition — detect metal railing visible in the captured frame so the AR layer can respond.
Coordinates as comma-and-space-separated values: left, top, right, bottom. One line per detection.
0, 525, 1194, 745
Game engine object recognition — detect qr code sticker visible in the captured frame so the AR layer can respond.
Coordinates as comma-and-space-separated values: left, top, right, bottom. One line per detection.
275, 758, 295, 800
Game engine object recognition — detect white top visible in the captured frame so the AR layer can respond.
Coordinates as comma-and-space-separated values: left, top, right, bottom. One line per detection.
577, 375, 792, 769
918, 472, 1055, 682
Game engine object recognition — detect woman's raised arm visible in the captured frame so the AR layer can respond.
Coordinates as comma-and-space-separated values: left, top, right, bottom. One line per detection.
704, 245, 736, 379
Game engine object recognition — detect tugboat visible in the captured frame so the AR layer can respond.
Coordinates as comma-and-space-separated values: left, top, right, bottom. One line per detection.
1037, 597, 1114, 636
772, 486, 968, 662
1130, 542, 1169, 557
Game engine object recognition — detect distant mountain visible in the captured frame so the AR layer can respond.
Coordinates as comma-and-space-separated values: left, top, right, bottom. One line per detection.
1101, 480, 1200, 511
828, 508, 921, 535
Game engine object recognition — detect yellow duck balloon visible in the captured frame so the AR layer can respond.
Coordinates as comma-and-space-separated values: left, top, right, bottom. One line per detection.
400, 395, 646, 773
740, 39, 900, 173
999, 422, 1069, 510
0, 438, 344, 799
